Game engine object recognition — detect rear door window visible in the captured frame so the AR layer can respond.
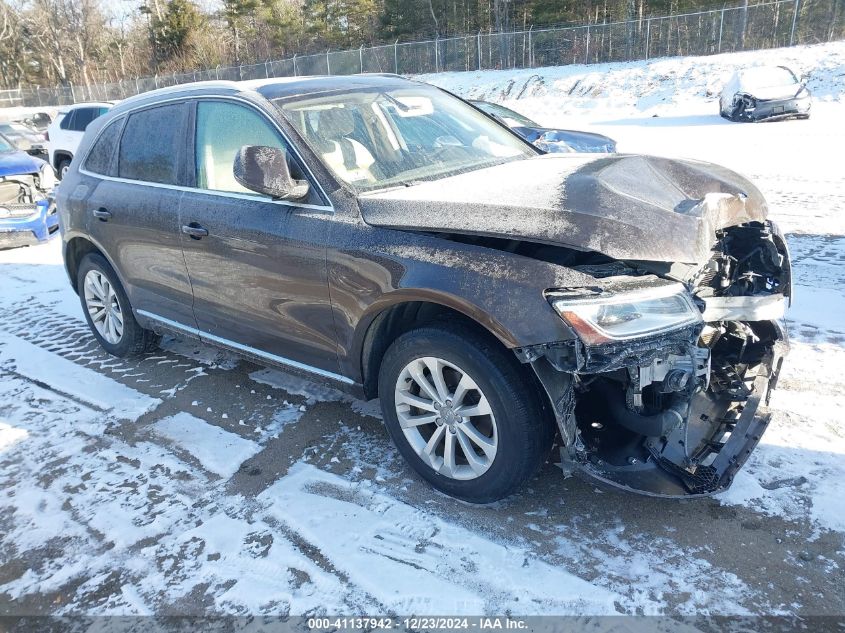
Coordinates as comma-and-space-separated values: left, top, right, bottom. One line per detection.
71, 108, 97, 131
118, 103, 187, 185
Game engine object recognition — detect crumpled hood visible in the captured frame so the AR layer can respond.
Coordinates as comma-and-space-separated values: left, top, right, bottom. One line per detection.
358, 154, 768, 265
0, 150, 43, 178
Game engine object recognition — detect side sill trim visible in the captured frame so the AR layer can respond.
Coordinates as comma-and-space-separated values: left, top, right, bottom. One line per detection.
137, 309, 353, 385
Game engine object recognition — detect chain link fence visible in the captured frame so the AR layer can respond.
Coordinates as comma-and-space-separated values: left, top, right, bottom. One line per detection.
1, 0, 842, 109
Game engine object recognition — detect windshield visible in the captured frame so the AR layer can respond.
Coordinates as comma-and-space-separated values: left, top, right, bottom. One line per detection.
274, 85, 535, 192
0, 134, 15, 152
473, 101, 538, 128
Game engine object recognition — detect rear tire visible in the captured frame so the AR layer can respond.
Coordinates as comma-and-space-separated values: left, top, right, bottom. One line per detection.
378, 324, 553, 503
77, 253, 159, 357
57, 158, 71, 180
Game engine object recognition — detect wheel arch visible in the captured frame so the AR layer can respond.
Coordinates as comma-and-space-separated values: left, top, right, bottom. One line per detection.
64, 235, 125, 295
354, 292, 520, 400
53, 150, 73, 172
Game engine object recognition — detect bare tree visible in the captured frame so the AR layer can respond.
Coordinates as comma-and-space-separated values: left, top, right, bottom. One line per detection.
428, 0, 439, 37
24, 0, 69, 84
0, 2, 26, 87
739, 0, 749, 48
62, 0, 107, 86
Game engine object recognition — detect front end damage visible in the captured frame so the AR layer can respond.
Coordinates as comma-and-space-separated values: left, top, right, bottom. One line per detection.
520, 220, 790, 497
729, 91, 811, 122
0, 171, 58, 248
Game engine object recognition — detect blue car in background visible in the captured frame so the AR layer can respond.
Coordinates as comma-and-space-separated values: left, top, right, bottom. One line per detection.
470, 100, 617, 153
0, 132, 57, 249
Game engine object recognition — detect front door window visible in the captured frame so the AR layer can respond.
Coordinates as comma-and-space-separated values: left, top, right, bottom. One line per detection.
195, 101, 288, 195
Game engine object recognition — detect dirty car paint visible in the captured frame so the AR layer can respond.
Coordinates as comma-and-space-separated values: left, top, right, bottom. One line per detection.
359, 153, 768, 266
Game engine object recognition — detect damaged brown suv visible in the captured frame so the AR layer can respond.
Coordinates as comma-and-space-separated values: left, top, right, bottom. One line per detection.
57, 75, 791, 502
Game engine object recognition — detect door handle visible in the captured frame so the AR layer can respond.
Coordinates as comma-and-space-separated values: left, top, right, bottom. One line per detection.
91, 208, 112, 221
181, 223, 209, 239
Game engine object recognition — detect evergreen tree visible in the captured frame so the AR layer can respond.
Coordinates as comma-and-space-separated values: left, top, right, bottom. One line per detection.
142, 0, 202, 69
222, 0, 261, 65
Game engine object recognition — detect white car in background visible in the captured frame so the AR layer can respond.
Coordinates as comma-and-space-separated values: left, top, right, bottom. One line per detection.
47, 102, 113, 178
719, 66, 811, 122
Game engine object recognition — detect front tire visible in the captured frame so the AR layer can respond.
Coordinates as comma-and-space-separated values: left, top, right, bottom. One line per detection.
77, 253, 159, 357
378, 324, 553, 503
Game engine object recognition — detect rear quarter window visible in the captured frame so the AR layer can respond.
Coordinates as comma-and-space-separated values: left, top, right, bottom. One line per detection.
118, 103, 187, 185
83, 117, 123, 176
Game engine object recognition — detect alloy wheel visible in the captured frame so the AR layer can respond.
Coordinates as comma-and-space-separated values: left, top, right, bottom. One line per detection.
394, 356, 498, 480
83, 269, 124, 344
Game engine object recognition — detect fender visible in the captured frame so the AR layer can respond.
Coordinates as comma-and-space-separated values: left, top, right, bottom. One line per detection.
351, 286, 520, 361
61, 230, 131, 299
330, 225, 598, 382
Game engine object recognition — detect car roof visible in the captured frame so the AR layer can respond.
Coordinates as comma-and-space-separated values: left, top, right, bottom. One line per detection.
64, 101, 114, 110
251, 74, 412, 99
108, 74, 418, 115
737, 65, 797, 79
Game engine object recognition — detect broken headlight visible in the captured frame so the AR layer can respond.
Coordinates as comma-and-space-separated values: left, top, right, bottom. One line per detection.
547, 283, 702, 345
35, 162, 57, 192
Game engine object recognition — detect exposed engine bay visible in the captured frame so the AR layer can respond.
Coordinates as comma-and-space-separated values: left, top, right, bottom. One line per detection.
363, 152, 791, 497
0, 172, 50, 209
0, 167, 58, 249
519, 221, 790, 497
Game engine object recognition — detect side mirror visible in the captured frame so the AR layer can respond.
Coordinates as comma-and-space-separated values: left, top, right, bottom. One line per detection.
233, 145, 310, 201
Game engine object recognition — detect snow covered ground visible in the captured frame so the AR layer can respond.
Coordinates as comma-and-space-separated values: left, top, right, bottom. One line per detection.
2, 42, 844, 618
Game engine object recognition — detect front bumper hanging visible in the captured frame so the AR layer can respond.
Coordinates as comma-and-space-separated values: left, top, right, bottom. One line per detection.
527, 322, 788, 498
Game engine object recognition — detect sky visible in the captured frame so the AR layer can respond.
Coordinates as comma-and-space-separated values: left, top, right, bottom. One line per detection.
102, 0, 223, 23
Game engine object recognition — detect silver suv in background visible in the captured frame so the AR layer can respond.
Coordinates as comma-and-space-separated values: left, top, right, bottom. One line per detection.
47, 102, 112, 178
719, 66, 811, 122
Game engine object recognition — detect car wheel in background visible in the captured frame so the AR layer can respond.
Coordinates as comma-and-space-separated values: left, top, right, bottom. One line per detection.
378, 324, 554, 503
77, 253, 159, 357
57, 158, 71, 179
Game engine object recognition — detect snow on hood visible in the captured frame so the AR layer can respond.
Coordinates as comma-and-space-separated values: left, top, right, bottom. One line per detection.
725, 66, 805, 101
741, 83, 803, 101
0, 149, 43, 178
358, 154, 768, 265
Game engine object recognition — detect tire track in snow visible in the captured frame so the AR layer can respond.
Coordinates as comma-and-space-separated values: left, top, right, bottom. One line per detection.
0, 377, 373, 614
261, 463, 623, 616
0, 301, 228, 396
